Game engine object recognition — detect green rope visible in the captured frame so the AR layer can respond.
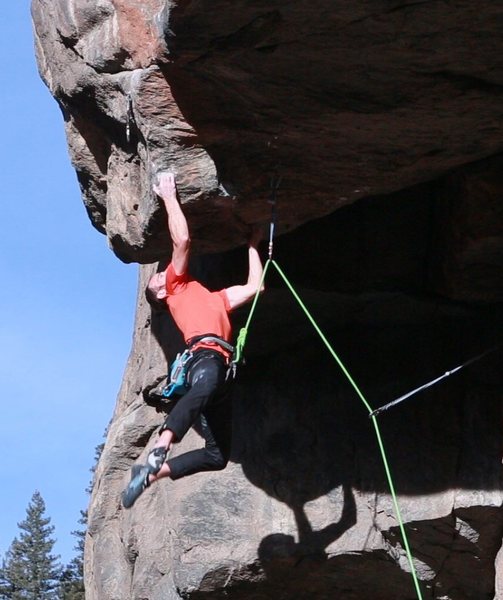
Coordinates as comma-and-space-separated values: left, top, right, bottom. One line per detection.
233, 259, 272, 364
271, 260, 423, 599
236, 257, 424, 600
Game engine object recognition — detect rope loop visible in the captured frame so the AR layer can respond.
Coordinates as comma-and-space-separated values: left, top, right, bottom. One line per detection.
233, 327, 248, 365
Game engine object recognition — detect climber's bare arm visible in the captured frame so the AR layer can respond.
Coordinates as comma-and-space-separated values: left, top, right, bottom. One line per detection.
225, 226, 264, 310
153, 173, 190, 275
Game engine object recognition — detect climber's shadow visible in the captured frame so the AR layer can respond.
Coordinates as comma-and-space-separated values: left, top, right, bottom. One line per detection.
229, 311, 503, 581
232, 342, 365, 564
258, 484, 356, 567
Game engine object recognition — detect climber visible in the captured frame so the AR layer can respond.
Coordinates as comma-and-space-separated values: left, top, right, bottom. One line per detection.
122, 172, 264, 508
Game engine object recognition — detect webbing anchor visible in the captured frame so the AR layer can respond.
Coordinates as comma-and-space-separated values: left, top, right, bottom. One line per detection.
369, 344, 501, 417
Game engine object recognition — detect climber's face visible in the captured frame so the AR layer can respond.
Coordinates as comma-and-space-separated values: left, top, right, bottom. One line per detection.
148, 271, 168, 300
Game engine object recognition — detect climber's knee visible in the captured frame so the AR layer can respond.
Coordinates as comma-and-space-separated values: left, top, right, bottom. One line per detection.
205, 443, 228, 471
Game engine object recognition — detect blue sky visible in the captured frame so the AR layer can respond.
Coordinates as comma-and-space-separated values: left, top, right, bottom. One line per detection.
0, 3, 137, 563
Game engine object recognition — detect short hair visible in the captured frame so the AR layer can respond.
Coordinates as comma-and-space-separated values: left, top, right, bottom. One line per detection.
145, 284, 166, 312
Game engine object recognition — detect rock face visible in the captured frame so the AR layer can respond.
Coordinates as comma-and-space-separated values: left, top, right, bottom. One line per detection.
32, 1, 503, 599
33, 0, 503, 261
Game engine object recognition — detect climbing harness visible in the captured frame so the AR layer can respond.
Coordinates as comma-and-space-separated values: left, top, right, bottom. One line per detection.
162, 335, 236, 398
188, 334, 235, 356
190, 334, 238, 381
369, 345, 501, 418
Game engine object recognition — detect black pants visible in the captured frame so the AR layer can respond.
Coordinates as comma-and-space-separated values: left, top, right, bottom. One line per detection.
162, 350, 232, 480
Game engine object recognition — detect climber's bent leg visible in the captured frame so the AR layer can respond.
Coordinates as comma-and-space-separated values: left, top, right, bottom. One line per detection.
122, 353, 229, 507
167, 389, 233, 480
122, 441, 173, 508
149, 390, 232, 482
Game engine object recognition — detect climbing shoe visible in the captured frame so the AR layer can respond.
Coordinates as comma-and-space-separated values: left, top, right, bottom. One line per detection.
122, 464, 150, 509
147, 446, 168, 474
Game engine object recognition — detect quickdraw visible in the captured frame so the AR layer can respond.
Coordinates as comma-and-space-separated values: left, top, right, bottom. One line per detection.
161, 348, 194, 398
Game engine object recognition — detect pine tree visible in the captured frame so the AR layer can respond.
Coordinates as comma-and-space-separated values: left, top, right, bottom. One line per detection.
57, 511, 85, 600
0, 491, 61, 600
58, 439, 105, 600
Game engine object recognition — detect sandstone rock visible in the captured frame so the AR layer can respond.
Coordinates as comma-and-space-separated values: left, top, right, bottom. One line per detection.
33, 0, 503, 262
31, 0, 503, 598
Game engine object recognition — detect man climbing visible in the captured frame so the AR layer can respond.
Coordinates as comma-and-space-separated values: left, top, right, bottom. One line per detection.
122, 172, 264, 508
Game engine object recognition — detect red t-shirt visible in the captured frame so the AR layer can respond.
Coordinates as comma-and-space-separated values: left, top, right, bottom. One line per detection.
165, 263, 232, 359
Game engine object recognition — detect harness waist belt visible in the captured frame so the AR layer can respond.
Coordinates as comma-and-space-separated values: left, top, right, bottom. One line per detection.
187, 334, 234, 355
